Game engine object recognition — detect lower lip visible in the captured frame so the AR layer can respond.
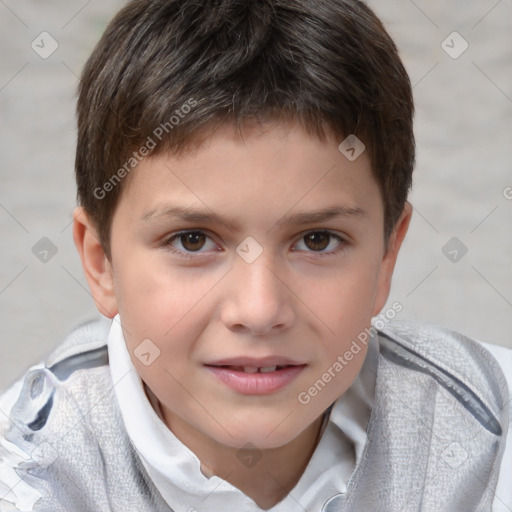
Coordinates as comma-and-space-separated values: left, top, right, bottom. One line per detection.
205, 365, 306, 395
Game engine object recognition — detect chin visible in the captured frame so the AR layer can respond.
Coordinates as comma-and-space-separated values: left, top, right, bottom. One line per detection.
212, 417, 308, 451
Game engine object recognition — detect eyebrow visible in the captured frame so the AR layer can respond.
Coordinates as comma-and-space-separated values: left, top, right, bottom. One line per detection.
282, 205, 367, 225
141, 204, 367, 231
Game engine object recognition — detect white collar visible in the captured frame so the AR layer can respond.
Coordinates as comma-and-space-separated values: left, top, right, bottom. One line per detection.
107, 316, 377, 511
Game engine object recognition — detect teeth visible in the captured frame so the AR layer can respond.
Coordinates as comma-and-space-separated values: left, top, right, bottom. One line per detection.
225, 365, 283, 373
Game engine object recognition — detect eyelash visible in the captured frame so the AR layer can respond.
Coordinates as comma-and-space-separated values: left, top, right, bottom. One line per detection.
162, 230, 347, 259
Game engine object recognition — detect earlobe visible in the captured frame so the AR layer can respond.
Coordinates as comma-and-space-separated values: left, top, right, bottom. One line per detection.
372, 202, 412, 316
72, 207, 118, 318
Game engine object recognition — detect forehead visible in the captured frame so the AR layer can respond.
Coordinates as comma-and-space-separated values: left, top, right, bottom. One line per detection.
116, 121, 383, 229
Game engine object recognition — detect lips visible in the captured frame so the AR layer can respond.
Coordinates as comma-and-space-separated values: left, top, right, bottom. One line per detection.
213, 364, 295, 373
206, 356, 305, 368
204, 357, 307, 395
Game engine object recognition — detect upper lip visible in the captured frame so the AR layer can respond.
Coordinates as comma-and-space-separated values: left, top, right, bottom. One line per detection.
206, 356, 306, 367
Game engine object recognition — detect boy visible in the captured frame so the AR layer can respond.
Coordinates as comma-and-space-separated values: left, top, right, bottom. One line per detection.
1, 0, 511, 510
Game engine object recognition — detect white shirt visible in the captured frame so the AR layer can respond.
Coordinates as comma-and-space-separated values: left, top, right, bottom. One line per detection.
1, 319, 510, 511
106, 317, 512, 511
107, 318, 377, 511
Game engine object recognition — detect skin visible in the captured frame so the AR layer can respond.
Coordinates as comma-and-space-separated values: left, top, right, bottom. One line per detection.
74, 121, 411, 509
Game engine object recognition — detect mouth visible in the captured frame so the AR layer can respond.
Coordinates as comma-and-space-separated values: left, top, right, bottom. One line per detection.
208, 364, 298, 373
204, 360, 307, 395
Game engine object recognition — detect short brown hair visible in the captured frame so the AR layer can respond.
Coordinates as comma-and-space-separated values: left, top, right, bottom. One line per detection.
76, 0, 415, 259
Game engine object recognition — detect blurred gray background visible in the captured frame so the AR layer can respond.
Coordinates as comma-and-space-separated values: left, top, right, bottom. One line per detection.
0, 0, 511, 390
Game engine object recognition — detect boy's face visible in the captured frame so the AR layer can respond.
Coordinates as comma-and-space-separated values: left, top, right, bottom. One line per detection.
76, 121, 410, 451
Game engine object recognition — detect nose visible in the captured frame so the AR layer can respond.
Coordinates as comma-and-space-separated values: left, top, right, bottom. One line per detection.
220, 254, 296, 336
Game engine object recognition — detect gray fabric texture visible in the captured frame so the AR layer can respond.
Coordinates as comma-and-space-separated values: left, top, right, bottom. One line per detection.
1, 319, 508, 512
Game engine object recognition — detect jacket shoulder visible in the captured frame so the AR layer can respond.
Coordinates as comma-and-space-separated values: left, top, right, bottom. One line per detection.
378, 321, 510, 436
45, 316, 112, 368
0, 318, 113, 511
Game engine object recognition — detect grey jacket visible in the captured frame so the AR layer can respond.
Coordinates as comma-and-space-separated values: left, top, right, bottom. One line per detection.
0, 320, 509, 511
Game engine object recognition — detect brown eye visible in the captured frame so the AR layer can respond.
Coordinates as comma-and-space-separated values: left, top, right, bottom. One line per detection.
180, 232, 206, 251
294, 231, 344, 255
165, 230, 218, 257
303, 232, 331, 251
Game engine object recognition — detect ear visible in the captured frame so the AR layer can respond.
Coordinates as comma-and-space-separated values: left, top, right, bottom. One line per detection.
72, 207, 118, 318
372, 202, 412, 316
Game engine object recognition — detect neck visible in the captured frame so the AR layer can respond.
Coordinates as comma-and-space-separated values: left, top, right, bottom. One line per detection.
161, 408, 326, 509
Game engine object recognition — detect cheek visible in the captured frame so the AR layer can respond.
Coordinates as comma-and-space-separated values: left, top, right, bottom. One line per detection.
116, 262, 218, 393
112, 256, 227, 390
115, 251, 221, 333
296, 255, 381, 336
293, 254, 381, 398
